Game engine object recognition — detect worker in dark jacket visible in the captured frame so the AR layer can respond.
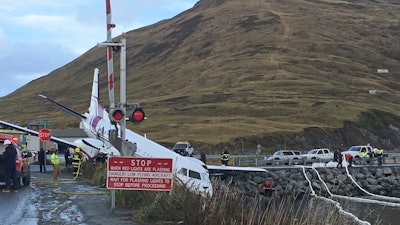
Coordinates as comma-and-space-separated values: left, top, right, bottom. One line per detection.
38, 148, 46, 173
337, 151, 343, 168
221, 147, 229, 166
2, 140, 18, 192
72, 146, 83, 177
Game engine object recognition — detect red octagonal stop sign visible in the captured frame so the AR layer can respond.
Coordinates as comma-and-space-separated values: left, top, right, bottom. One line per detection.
38, 128, 51, 141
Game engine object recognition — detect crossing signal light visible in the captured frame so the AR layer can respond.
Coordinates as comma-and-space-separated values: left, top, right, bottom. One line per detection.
110, 108, 125, 122
129, 108, 145, 123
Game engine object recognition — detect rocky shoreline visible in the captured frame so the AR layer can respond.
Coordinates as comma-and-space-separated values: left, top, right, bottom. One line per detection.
224, 166, 400, 198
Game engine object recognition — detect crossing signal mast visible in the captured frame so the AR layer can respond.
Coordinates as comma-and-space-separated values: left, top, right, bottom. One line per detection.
98, 0, 146, 150
97, 0, 148, 211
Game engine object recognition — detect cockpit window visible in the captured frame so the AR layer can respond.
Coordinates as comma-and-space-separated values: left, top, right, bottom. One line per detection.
178, 168, 187, 176
189, 170, 201, 180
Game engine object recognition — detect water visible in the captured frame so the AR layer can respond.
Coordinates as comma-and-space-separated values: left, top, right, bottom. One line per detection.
287, 194, 400, 225
339, 198, 400, 225
303, 196, 400, 225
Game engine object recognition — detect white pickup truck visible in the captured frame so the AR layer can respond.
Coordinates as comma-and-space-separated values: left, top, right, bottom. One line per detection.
172, 141, 195, 157
341, 145, 373, 164
303, 148, 333, 162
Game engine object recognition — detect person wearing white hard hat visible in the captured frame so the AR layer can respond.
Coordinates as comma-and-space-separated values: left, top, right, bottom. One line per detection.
2, 140, 18, 192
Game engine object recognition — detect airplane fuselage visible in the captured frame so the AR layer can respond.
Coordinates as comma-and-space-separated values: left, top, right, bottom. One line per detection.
80, 108, 212, 196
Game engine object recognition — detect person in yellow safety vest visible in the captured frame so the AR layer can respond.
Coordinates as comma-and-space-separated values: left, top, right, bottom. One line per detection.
72, 146, 83, 176
221, 147, 229, 166
50, 148, 60, 180
375, 148, 383, 166
361, 148, 368, 165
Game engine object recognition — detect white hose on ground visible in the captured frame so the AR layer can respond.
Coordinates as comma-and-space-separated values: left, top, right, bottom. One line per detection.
301, 166, 316, 196
309, 166, 400, 207
299, 165, 371, 225
319, 196, 371, 225
344, 164, 400, 203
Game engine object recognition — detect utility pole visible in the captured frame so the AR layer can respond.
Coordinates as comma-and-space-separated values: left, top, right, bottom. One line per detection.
120, 33, 127, 142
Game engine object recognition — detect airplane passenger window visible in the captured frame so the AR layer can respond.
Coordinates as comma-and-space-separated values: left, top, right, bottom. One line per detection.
178, 168, 187, 176
189, 170, 201, 180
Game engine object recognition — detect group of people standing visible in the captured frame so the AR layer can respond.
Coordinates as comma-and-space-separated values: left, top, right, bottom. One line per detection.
38, 147, 61, 180
333, 147, 384, 168
361, 147, 384, 166
37, 146, 83, 180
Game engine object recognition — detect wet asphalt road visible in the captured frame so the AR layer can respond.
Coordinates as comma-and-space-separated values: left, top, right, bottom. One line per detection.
0, 164, 134, 225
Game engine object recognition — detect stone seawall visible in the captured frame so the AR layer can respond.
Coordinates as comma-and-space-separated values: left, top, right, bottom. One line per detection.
227, 166, 400, 198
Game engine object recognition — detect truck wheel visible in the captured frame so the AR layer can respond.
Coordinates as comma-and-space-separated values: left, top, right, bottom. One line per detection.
354, 156, 361, 164
23, 171, 31, 186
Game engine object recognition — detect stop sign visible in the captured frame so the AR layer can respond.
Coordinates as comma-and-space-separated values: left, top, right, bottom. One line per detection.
38, 128, 51, 141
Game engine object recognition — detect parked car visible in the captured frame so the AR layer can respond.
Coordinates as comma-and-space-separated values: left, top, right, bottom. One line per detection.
303, 148, 333, 162
265, 150, 305, 165
341, 145, 373, 164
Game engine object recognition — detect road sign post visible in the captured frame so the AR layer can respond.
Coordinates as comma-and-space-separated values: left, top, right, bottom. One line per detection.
38, 128, 51, 170
37, 120, 53, 126
38, 128, 51, 141
107, 157, 173, 191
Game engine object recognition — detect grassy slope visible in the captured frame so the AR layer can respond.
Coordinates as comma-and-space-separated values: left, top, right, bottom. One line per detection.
0, 0, 399, 150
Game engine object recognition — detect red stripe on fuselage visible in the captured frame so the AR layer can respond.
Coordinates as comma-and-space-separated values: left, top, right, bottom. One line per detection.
91, 116, 102, 134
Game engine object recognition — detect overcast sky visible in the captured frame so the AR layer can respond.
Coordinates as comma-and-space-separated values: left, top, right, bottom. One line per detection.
0, 0, 197, 97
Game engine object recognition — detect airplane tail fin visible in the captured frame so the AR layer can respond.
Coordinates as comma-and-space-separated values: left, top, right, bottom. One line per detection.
89, 68, 103, 117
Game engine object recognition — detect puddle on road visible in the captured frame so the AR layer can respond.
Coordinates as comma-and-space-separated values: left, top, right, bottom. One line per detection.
29, 178, 99, 224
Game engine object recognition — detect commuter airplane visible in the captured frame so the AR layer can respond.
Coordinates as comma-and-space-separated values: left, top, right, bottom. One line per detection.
0, 68, 269, 195
1, 69, 213, 196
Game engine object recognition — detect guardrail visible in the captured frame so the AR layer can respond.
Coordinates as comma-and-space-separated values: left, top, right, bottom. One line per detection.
234, 155, 400, 167
199, 153, 400, 167
383, 153, 400, 163
234, 157, 337, 166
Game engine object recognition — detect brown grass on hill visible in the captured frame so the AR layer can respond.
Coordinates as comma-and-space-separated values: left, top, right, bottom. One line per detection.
1, 0, 400, 151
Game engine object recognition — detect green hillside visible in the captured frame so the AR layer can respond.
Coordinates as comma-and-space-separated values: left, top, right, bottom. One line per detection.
1, 0, 400, 152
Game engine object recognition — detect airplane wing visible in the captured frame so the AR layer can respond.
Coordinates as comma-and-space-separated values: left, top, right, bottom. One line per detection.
38, 94, 86, 120
0, 120, 117, 160
206, 165, 267, 172
183, 156, 267, 174
0, 120, 82, 155
206, 165, 267, 177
